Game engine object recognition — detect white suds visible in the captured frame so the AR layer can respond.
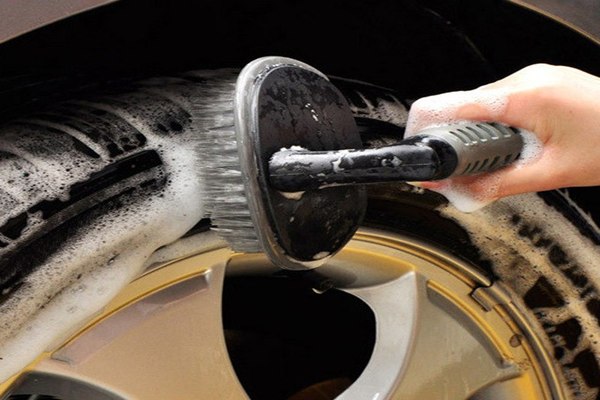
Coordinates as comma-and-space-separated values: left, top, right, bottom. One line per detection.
280, 145, 308, 152
382, 156, 402, 168
431, 180, 500, 213
280, 191, 305, 200
405, 89, 509, 134
348, 91, 408, 127
0, 79, 232, 381
331, 149, 351, 173
332, 158, 344, 173
515, 129, 544, 168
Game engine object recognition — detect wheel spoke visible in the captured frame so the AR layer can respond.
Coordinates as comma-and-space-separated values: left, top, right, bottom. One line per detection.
340, 271, 520, 400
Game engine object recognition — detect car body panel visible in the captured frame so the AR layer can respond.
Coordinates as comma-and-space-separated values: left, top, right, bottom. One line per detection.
0, 0, 116, 44
514, 0, 600, 44
0, 0, 599, 47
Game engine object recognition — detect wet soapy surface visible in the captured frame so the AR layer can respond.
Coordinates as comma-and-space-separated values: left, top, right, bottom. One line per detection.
0, 72, 237, 382
405, 89, 544, 212
348, 90, 408, 128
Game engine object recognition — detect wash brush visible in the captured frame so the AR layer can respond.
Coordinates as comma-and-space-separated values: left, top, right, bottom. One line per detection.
199, 56, 523, 270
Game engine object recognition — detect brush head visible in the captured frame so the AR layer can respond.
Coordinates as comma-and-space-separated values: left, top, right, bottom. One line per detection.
190, 69, 263, 253
233, 57, 366, 270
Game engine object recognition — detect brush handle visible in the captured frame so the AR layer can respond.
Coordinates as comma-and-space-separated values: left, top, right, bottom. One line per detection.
416, 122, 523, 177
268, 122, 523, 191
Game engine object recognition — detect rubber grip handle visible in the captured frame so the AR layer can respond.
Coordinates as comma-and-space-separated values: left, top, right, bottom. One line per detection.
411, 122, 523, 178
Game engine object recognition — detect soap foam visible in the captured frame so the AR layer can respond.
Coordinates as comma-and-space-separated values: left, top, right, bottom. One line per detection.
405, 89, 509, 134
428, 178, 500, 213
515, 129, 544, 168
0, 74, 237, 382
348, 91, 408, 127
406, 89, 543, 212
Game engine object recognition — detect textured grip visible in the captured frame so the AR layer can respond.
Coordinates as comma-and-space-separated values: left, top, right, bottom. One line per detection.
417, 122, 523, 177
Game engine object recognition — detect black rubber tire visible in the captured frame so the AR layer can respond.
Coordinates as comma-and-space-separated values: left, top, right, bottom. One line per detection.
0, 74, 227, 343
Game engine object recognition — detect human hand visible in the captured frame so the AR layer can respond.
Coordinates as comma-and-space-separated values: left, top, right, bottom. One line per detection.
406, 64, 600, 211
